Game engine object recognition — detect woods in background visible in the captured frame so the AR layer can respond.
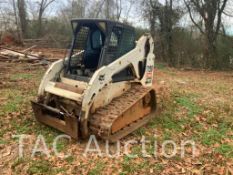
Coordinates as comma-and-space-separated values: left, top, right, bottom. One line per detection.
0, 0, 232, 70
143, 0, 233, 69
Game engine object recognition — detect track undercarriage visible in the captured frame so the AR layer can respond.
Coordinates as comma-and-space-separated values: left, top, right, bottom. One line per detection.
89, 84, 156, 142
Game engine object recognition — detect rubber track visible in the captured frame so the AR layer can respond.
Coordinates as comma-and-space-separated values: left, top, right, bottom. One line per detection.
89, 84, 153, 139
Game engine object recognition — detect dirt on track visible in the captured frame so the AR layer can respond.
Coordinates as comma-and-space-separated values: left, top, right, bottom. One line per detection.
0, 61, 232, 175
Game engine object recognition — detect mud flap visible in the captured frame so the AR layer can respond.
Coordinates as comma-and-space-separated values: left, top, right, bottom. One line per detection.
31, 101, 79, 139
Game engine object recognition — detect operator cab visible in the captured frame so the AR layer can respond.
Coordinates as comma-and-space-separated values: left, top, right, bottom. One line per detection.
64, 19, 136, 82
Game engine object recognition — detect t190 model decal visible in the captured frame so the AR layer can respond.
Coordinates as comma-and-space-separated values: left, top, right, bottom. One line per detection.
145, 65, 153, 84
146, 65, 154, 72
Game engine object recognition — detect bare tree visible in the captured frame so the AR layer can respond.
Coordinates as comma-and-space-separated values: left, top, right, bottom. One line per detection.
124, 0, 134, 19
60, 0, 86, 24
94, 0, 105, 18
37, 0, 56, 37
104, 0, 118, 19
87, 0, 123, 19
142, 0, 182, 66
184, 0, 229, 69
142, 0, 159, 42
70, 0, 86, 18
105, 0, 110, 19
115, 0, 122, 20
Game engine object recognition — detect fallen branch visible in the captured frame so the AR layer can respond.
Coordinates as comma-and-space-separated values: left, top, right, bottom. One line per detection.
0, 46, 42, 60
21, 45, 37, 53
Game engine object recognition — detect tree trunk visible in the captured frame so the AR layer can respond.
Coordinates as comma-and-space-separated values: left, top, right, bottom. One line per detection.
158, 11, 166, 62
166, 0, 175, 66
150, 11, 156, 55
204, 19, 217, 69
37, 8, 43, 37
204, 32, 217, 69
17, 0, 28, 38
12, 0, 22, 43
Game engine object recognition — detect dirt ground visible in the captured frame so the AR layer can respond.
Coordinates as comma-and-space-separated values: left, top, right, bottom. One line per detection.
0, 60, 232, 174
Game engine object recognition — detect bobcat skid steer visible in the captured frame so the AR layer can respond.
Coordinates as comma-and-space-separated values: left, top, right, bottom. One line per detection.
31, 19, 156, 142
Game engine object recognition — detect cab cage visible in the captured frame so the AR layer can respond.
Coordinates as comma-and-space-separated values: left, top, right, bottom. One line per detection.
66, 19, 136, 82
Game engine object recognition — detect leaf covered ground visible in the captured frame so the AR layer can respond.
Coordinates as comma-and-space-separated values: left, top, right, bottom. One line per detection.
0, 62, 232, 175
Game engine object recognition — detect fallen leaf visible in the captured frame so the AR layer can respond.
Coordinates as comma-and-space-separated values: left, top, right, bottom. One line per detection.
2, 148, 11, 157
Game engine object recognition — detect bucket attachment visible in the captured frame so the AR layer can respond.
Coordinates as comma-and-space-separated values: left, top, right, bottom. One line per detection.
31, 101, 79, 139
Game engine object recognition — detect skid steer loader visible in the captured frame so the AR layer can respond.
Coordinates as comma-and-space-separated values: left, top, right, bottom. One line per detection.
31, 19, 156, 142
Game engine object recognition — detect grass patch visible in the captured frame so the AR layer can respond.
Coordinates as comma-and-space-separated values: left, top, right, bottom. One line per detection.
34, 124, 61, 145
134, 127, 146, 136
151, 99, 181, 132
215, 144, 233, 158
154, 163, 164, 172
0, 139, 8, 144
10, 73, 33, 81
0, 90, 24, 114
175, 95, 201, 117
0, 129, 6, 137
27, 160, 67, 175
12, 118, 34, 134
120, 156, 149, 174
157, 114, 183, 132
121, 156, 137, 174
88, 162, 105, 175
155, 63, 167, 70
155, 106, 187, 134
12, 158, 27, 170
13, 158, 66, 175
199, 127, 227, 146
163, 130, 172, 140
65, 155, 75, 163
148, 93, 192, 138
27, 159, 54, 175
131, 145, 142, 157
54, 136, 70, 153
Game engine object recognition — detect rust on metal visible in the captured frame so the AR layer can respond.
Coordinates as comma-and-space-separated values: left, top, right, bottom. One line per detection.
55, 82, 85, 94
89, 84, 156, 141
31, 101, 79, 139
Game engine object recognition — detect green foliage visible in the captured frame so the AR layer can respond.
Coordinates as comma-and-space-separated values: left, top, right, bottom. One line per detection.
27, 18, 72, 48
172, 27, 204, 67
216, 36, 233, 70
155, 27, 233, 70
